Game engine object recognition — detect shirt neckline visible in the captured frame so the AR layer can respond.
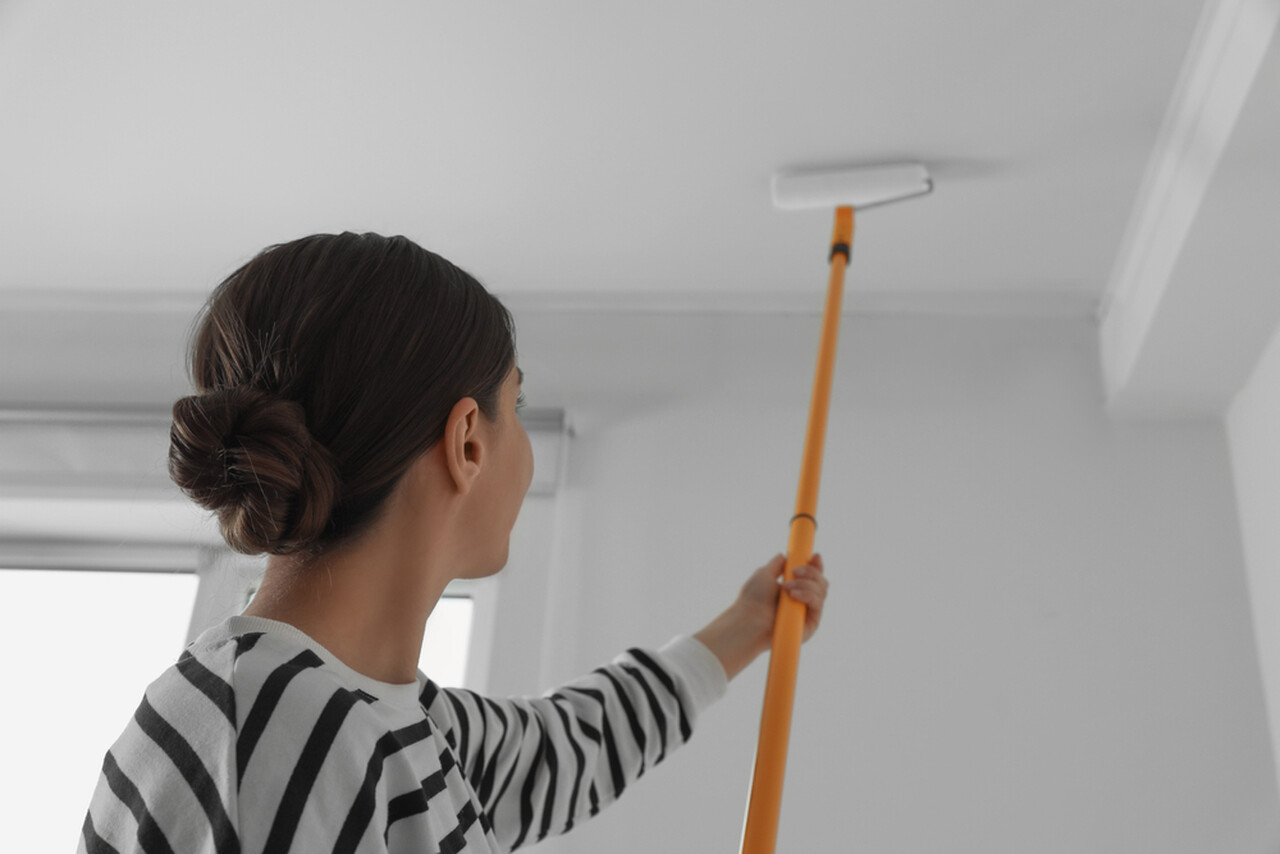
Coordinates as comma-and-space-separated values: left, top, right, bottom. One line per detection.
217, 614, 426, 712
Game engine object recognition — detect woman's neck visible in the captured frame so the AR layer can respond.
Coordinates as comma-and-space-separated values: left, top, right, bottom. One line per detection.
243, 542, 451, 685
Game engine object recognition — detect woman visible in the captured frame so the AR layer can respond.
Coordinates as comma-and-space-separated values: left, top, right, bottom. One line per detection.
79, 232, 828, 854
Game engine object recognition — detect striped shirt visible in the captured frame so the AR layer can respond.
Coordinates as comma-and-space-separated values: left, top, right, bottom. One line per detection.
79, 614, 727, 854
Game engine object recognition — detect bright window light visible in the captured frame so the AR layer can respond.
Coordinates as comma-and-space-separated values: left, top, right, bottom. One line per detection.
0, 568, 198, 853
421, 594, 473, 688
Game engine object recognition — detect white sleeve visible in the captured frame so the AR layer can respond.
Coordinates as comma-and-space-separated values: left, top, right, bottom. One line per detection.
429, 636, 728, 852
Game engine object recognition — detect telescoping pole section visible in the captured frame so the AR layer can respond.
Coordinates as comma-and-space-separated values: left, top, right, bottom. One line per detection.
740, 205, 853, 854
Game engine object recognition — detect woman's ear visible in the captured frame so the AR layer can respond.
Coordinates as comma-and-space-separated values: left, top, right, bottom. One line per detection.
442, 396, 483, 495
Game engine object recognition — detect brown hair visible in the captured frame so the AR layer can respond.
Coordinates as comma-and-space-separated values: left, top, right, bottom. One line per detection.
168, 232, 517, 559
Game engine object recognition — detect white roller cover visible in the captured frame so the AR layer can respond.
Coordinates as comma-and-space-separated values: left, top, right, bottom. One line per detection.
771, 162, 932, 211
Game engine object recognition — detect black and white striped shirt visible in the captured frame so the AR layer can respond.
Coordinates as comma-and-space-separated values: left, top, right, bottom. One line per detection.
79, 614, 727, 854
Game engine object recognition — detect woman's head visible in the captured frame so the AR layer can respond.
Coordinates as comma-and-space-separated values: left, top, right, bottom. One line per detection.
168, 231, 521, 560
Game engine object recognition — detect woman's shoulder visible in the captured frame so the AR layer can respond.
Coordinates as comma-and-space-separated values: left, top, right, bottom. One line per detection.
196, 615, 429, 725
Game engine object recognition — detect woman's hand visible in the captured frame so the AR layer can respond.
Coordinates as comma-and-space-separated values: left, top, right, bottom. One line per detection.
694, 552, 830, 681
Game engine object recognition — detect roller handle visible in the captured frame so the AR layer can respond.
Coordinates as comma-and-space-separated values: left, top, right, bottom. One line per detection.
739, 206, 853, 854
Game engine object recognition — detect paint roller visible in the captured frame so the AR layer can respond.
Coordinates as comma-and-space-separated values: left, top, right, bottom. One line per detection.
741, 162, 933, 854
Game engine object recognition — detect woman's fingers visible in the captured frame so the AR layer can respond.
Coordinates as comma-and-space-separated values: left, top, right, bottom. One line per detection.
779, 553, 828, 640
783, 578, 823, 603
785, 557, 828, 592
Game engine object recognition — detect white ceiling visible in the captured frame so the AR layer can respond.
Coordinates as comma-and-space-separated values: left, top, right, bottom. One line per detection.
0, 0, 1275, 419
0, 0, 1212, 308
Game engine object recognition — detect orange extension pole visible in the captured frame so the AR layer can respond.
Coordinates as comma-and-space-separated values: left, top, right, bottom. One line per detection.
740, 205, 854, 854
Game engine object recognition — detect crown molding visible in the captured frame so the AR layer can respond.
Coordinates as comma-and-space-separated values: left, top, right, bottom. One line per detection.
1100, 0, 1280, 408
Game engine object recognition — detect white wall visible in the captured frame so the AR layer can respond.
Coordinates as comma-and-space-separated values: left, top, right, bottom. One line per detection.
495, 309, 1278, 853
1228, 320, 1280, 817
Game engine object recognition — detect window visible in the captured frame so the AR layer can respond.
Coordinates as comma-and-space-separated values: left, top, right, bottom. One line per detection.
421, 594, 474, 688
0, 568, 199, 853
0, 402, 556, 849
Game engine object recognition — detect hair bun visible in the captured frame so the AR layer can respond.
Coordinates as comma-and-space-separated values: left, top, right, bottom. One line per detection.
169, 387, 341, 555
